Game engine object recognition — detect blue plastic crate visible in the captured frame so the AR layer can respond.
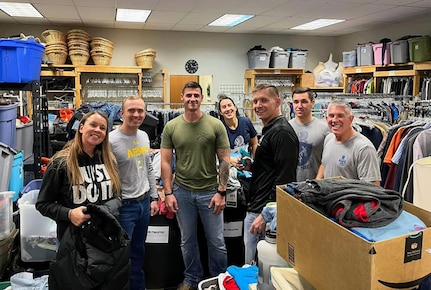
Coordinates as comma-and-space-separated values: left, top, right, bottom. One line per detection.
0, 103, 17, 148
0, 38, 45, 83
21, 179, 42, 196
8, 150, 24, 202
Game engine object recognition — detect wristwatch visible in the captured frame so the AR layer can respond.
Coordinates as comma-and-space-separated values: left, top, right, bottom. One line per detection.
217, 190, 227, 196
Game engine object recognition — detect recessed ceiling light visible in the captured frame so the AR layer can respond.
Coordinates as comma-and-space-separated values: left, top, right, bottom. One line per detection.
116, 8, 151, 23
209, 14, 254, 27
0, 2, 43, 18
291, 19, 345, 30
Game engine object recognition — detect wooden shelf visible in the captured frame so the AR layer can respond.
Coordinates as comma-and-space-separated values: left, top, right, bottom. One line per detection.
245, 68, 304, 78
311, 87, 344, 91
40, 65, 167, 108
374, 70, 416, 77
343, 63, 431, 95
343, 66, 376, 74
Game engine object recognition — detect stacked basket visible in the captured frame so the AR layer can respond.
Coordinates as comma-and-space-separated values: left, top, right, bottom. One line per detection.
90, 37, 114, 65
41, 29, 68, 65
135, 48, 156, 68
66, 29, 91, 66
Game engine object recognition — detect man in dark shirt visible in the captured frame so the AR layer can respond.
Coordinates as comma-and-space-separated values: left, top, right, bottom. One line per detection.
244, 84, 299, 264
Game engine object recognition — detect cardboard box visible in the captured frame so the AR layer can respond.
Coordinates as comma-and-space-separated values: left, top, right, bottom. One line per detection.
276, 186, 431, 290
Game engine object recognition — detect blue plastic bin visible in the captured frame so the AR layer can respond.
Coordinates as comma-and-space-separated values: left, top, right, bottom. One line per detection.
0, 38, 45, 83
21, 179, 42, 195
8, 150, 24, 202
0, 103, 17, 148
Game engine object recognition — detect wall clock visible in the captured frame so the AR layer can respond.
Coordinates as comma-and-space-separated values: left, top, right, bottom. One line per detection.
185, 59, 199, 74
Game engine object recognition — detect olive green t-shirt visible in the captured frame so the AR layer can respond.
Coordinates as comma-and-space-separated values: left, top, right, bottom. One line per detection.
161, 113, 229, 191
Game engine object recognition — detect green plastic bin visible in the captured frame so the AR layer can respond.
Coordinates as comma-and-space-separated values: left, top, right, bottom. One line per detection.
408, 36, 431, 62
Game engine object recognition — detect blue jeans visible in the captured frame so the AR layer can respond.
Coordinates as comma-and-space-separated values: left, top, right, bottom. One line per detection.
119, 195, 150, 290
174, 184, 227, 287
244, 212, 265, 264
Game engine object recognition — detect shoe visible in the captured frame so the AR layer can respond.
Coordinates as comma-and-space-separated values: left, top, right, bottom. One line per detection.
177, 282, 198, 290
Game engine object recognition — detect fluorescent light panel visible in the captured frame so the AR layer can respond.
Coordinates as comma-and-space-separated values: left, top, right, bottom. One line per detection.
209, 14, 254, 27
291, 19, 345, 30
0, 2, 43, 18
116, 8, 151, 23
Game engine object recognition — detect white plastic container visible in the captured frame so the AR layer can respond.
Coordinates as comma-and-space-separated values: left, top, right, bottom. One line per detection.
257, 231, 290, 290
18, 189, 57, 262
0, 191, 14, 240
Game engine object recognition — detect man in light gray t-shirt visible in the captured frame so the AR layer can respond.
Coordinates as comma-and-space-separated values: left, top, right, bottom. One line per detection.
289, 87, 330, 181
317, 99, 381, 185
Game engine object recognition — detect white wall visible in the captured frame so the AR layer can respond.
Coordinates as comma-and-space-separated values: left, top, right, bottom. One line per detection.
1, 23, 336, 102
1, 12, 430, 101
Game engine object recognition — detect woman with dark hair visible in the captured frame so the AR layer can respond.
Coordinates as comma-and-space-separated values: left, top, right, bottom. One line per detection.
218, 95, 258, 168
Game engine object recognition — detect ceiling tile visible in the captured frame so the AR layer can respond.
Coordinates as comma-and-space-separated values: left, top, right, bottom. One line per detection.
0, 0, 428, 36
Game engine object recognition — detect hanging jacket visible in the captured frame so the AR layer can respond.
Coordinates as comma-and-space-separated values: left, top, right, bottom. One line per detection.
48, 200, 131, 290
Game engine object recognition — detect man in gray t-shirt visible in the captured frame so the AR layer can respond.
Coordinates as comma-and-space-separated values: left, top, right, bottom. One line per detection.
316, 99, 381, 185
289, 87, 329, 181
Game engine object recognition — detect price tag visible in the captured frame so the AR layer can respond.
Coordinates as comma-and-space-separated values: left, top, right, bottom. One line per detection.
389, 71, 396, 76
274, 69, 281, 74
355, 68, 362, 73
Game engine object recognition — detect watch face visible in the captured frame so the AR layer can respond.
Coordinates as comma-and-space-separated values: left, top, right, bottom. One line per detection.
185, 59, 199, 74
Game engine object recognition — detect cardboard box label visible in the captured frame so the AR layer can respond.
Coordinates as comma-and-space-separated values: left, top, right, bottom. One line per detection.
405, 232, 423, 263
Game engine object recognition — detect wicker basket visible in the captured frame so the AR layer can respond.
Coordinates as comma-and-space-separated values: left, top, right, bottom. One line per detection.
91, 51, 112, 65
68, 40, 90, 50
70, 50, 90, 66
91, 37, 114, 47
135, 48, 156, 67
46, 50, 68, 65
135, 54, 155, 68
41, 29, 66, 44
67, 29, 91, 41
90, 43, 113, 55
45, 43, 68, 51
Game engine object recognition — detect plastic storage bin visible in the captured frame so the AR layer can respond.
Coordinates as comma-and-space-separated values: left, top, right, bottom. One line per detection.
0, 223, 17, 279
269, 51, 290, 68
247, 50, 270, 69
16, 121, 33, 160
0, 38, 45, 83
390, 40, 409, 64
0, 103, 17, 148
257, 231, 290, 290
372, 43, 391, 65
289, 50, 308, 69
342, 50, 357, 67
0, 143, 16, 192
0, 191, 13, 241
21, 179, 43, 196
357, 44, 374, 66
408, 36, 431, 62
8, 151, 24, 202
18, 189, 57, 262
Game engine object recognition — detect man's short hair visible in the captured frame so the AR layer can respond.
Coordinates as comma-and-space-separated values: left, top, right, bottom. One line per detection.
182, 81, 202, 94
252, 84, 279, 98
292, 87, 316, 101
328, 99, 352, 114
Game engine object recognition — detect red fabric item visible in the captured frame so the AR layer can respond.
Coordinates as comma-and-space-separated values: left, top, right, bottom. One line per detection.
223, 275, 240, 290
332, 204, 344, 217
158, 198, 175, 219
353, 200, 378, 222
